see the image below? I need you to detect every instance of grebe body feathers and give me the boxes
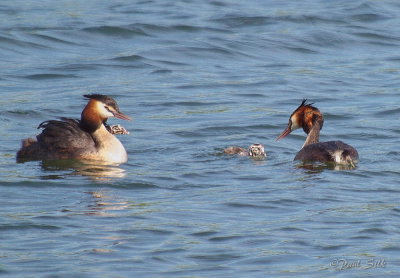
[17,94,131,164]
[277,100,358,165]
[224,143,266,158]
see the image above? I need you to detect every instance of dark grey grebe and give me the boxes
[17,94,132,163]
[224,143,266,158]
[276,100,358,166]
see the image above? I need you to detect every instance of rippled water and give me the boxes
[1,0,400,277]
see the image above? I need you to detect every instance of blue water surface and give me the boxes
[1,0,400,277]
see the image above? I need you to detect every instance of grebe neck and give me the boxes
[80,100,104,133]
[302,117,323,148]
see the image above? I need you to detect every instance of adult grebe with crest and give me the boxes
[276,99,358,166]
[17,94,132,164]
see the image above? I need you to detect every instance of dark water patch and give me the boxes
[234,93,266,98]
[209,235,243,242]
[391,208,400,214]
[135,23,228,34]
[158,101,226,107]
[323,112,353,120]
[52,63,100,72]
[351,13,391,23]
[345,2,395,21]
[274,226,308,233]
[238,254,307,266]
[317,244,350,251]
[156,60,190,68]
[151,69,172,74]
[359,228,389,235]
[24,73,77,80]
[225,202,277,210]
[290,240,310,246]
[212,15,274,28]
[380,246,400,252]
[0,181,59,188]
[282,45,318,54]
[82,25,149,38]
[122,182,160,189]
[0,35,51,50]
[188,253,242,262]
[175,45,238,58]
[349,235,373,240]
[134,228,174,236]
[111,54,144,62]
[268,198,306,206]
[374,107,400,116]
[149,247,186,255]
[0,223,59,231]
[30,33,79,46]
[4,110,41,116]
[191,230,218,237]
[300,31,353,48]
[353,32,400,44]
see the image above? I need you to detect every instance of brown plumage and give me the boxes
[276,99,358,166]
[17,94,131,163]
[224,143,266,158]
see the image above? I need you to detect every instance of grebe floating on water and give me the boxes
[224,143,266,158]
[17,94,132,164]
[276,99,358,166]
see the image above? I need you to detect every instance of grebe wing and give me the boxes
[37,118,95,156]
[295,143,332,162]
[295,141,358,163]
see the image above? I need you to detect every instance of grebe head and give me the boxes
[276,99,323,140]
[81,94,131,132]
[248,143,266,157]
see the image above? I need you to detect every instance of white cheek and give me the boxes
[96,103,114,118]
[290,115,300,130]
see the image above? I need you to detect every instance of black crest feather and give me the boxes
[83,94,119,111]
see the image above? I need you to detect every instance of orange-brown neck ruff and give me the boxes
[302,106,323,134]
[80,99,104,133]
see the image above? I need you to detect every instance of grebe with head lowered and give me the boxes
[224,143,266,158]
[276,99,358,166]
[17,94,132,164]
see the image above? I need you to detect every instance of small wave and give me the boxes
[31,33,79,46]
[82,25,149,37]
[359,228,389,235]
[111,54,144,62]
[24,73,77,80]
[0,223,60,231]
[212,15,274,28]
[134,23,228,34]
[374,107,400,116]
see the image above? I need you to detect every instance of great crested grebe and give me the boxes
[224,143,266,158]
[17,94,132,164]
[276,99,358,165]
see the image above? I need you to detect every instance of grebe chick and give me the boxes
[276,99,358,166]
[224,143,266,158]
[17,94,132,164]
[105,123,130,135]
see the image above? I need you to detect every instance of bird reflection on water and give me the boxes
[40,159,127,181]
